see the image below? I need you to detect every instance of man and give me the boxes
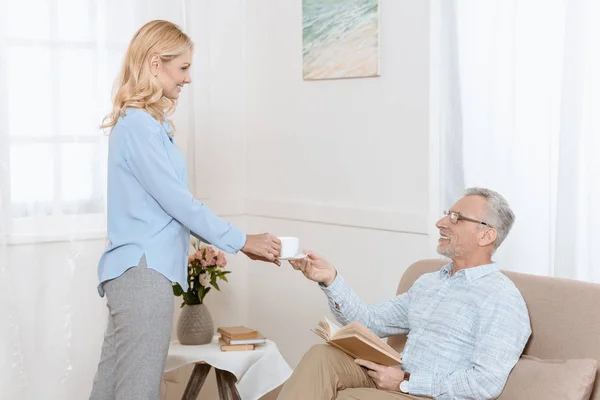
[278,188,531,400]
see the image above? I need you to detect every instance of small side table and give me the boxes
[181,362,240,400]
[165,336,292,400]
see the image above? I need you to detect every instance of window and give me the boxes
[0,0,127,242]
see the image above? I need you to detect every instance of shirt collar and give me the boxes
[162,117,174,143]
[440,262,498,282]
[162,115,173,134]
[439,263,453,278]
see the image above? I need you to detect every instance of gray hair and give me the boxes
[464,187,515,250]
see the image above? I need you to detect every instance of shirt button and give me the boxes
[335,302,341,310]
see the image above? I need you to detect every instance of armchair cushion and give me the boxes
[497,355,597,400]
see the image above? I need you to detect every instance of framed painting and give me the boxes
[302,0,381,80]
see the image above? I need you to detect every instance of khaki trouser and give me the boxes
[277,344,431,400]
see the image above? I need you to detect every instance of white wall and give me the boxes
[170,0,252,336]
[162,1,257,397]
[185,0,247,205]
[164,1,432,396]
[179,0,251,326]
[242,0,432,367]
[244,0,430,215]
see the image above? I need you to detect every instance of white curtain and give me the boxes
[0,1,193,398]
[433,0,600,280]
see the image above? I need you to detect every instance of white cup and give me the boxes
[278,237,300,258]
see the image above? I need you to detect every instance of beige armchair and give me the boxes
[388,259,600,400]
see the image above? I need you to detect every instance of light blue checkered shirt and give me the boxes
[321,262,531,399]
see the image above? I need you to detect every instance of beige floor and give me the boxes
[162,364,282,400]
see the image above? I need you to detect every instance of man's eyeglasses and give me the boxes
[443,210,493,228]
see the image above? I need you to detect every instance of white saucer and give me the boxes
[278,253,308,261]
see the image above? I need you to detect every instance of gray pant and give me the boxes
[90,256,173,400]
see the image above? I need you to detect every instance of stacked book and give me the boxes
[217,326,266,352]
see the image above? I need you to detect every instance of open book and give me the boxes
[312,317,402,366]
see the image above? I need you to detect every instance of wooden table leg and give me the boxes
[215,368,241,400]
[182,363,212,400]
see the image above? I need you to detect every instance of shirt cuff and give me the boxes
[319,273,351,310]
[406,372,434,397]
[231,230,247,254]
[319,272,343,292]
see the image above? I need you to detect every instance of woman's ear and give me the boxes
[149,55,161,77]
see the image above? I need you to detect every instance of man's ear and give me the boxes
[479,228,497,247]
[149,55,161,77]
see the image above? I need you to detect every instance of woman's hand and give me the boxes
[242,233,282,266]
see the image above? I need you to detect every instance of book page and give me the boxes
[311,321,330,341]
[312,316,343,341]
[336,321,400,358]
[324,316,342,336]
[329,336,402,366]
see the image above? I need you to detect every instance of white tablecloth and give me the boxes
[165,336,292,400]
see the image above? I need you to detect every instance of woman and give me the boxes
[89,20,281,400]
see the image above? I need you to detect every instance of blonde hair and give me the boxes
[101,20,193,132]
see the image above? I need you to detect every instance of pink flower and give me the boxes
[201,259,208,267]
[217,252,227,268]
[205,246,218,263]
[194,250,203,260]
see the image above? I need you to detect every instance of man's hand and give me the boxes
[242,233,281,266]
[354,359,405,392]
[289,251,337,286]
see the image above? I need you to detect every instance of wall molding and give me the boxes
[7,197,428,245]
[245,198,429,235]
